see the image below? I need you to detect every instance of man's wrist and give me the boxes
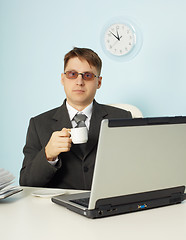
[45,147,56,161]
[47,157,56,161]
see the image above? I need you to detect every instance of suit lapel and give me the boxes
[83,101,108,158]
[52,100,72,132]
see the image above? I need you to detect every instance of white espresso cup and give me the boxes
[69,127,88,144]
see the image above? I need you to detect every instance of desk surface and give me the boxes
[0,187,186,240]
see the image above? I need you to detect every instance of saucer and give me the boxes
[32,189,66,198]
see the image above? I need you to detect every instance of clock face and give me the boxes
[104,23,136,56]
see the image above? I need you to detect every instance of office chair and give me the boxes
[108,103,143,118]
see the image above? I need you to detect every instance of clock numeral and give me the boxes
[120,49,122,54]
[129,42,132,46]
[125,47,128,51]
[116,25,119,30]
[109,45,112,49]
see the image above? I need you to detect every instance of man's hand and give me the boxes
[45,128,72,161]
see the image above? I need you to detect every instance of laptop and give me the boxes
[52,116,186,218]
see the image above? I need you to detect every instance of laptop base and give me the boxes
[52,186,186,219]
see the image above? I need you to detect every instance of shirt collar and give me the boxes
[66,101,93,121]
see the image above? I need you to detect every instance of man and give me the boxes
[19,47,132,190]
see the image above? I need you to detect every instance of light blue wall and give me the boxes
[1,0,186,184]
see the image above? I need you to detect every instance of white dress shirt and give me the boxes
[66,101,93,130]
[48,101,93,165]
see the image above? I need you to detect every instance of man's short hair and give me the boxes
[64,47,102,75]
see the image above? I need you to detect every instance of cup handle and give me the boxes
[67,129,72,139]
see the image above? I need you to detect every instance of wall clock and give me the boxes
[101,17,143,61]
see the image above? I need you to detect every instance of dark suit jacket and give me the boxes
[19,100,132,190]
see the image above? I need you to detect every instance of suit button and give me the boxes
[84,166,89,172]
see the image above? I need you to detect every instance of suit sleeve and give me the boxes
[19,118,62,187]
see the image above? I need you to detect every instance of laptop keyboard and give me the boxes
[70,197,90,208]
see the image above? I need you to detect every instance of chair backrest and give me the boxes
[108,103,143,118]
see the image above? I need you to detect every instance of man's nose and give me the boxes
[76,74,85,85]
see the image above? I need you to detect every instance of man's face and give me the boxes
[61,57,102,110]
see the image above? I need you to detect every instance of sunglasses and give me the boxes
[64,71,99,81]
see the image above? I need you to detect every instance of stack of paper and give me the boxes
[0,168,22,199]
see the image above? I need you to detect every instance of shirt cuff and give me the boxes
[48,157,59,166]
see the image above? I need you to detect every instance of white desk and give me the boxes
[0,187,186,240]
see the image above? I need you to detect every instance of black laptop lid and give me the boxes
[108,116,186,127]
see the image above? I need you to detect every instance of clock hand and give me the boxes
[116,30,120,40]
[116,30,123,40]
[111,39,120,48]
[109,31,120,41]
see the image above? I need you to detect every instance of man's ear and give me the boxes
[97,77,102,89]
[61,73,65,86]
